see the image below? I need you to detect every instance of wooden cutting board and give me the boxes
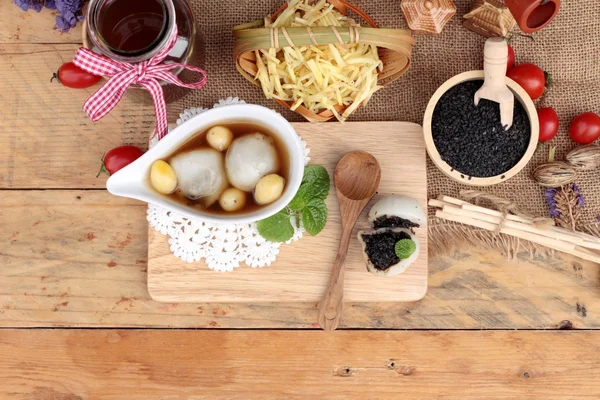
[148,122,427,303]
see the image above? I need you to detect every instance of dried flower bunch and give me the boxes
[13,0,84,32]
[545,184,585,231]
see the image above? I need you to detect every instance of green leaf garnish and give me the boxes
[302,165,328,185]
[302,199,328,236]
[395,239,416,259]
[257,209,295,243]
[288,184,312,211]
[302,165,330,200]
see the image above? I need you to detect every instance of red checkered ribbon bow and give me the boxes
[73,26,207,140]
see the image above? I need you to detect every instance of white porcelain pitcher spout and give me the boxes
[106,157,152,201]
[102,104,305,225]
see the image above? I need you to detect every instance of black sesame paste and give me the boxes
[432,80,530,178]
[373,215,419,230]
[361,230,411,271]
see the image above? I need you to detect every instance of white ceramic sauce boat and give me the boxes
[107,104,305,224]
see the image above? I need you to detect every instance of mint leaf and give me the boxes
[257,209,294,243]
[311,180,330,201]
[302,199,328,236]
[288,184,312,211]
[289,166,330,210]
[268,165,330,241]
[302,165,330,200]
[395,239,416,259]
[303,165,328,185]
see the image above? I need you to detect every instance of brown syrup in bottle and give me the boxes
[98,0,168,56]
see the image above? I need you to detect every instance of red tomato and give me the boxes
[506,63,547,100]
[507,44,515,72]
[569,112,600,144]
[99,146,144,176]
[537,107,559,142]
[53,62,102,89]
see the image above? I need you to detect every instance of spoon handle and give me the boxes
[317,226,353,331]
[483,38,508,89]
[318,195,372,331]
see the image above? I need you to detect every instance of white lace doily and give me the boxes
[147,97,311,272]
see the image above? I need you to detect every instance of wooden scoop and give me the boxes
[474,38,515,129]
[317,151,381,331]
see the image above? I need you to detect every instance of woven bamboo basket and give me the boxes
[233,0,415,122]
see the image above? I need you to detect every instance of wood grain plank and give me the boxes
[0,2,82,44]
[148,122,428,303]
[1,330,600,399]
[0,43,154,189]
[2,190,599,329]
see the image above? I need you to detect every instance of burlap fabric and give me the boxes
[172,0,600,236]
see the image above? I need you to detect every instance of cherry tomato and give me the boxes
[507,44,515,72]
[537,107,559,142]
[98,146,144,176]
[52,62,102,89]
[506,63,547,100]
[569,112,600,145]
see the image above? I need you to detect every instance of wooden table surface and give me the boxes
[1,4,599,398]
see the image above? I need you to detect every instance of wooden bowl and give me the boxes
[233,0,414,123]
[423,70,539,186]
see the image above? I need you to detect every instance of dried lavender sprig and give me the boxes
[572,183,585,207]
[551,184,584,231]
[13,0,44,12]
[545,188,561,218]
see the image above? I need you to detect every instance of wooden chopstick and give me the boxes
[441,205,600,250]
[460,201,600,245]
[435,210,600,264]
[430,197,600,246]
[430,196,600,264]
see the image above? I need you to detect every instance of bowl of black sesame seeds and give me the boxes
[423,71,539,186]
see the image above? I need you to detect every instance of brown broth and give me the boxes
[156,121,291,216]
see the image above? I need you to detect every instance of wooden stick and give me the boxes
[436,210,576,251]
[435,210,600,264]
[434,196,536,225]
[553,229,600,243]
[428,198,459,209]
[438,195,469,206]
[461,203,537,225]
[432,198,546,227]
[430,197,600,245]
[441,206,600,250]
[461,202,600,244]
[431,198,547,228]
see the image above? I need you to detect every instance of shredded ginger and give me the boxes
[255,0,383,122]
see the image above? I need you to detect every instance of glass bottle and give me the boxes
[84,0,203,103]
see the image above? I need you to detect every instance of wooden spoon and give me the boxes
[474,38,515,129]
[317,151,381,330]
